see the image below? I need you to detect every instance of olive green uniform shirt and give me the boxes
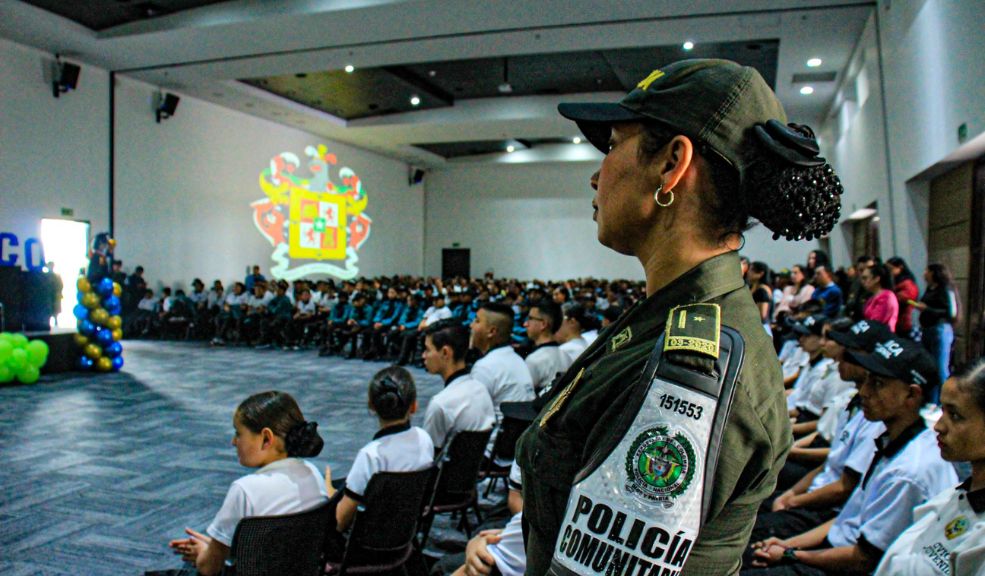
[516,252,791,575]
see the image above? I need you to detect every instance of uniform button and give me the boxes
[535,448,542,461]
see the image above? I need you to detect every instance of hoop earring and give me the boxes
[654,185,674,207]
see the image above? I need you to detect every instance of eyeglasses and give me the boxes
[527,315,547,323]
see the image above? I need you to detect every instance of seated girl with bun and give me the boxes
[324,366,434,556]
[166,391,328,576]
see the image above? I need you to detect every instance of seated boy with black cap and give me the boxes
[746,336,958,575]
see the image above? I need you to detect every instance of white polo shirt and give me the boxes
[796,360,855,418]
[471,344,536,422]
[423,370,495,449]
[525,343,569,393]
[875,479,985,576]
[816,388,857,443]
[206,458,328,547]
[422,305,452,327]
[810,407,885,492]
[581,329,599,346]
[786,356,834,414]
[345,424,433,500]
[559,336,588,365]
[488,512,527,576]
[780,343,810,381]
[296,299,317,315]
[827,425,959,553]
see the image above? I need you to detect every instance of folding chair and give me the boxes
[222,499,334,576]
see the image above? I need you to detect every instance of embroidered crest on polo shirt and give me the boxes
[945,516,969,540]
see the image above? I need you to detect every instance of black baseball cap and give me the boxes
[791,314,827,337]
[558,59,787,186]
[846,337,940,394]
[826,319,892,351]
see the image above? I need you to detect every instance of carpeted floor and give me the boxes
[0,340,480,575]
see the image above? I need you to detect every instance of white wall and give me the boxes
[424,161,816,280]
[821,0,985,278]
[113,78,424,290]
[0,38,110,268]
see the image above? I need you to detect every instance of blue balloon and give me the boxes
[73,304,89,320]
[77,355,94,370]
[105,295,121,311]
[108,305,122,316]
[78,319,96,335]
[106,342,123,357]
[111,356,124,371]
[97,277,115,297]
[96,329,114,346]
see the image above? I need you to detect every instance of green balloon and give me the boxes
[26,340,49,367]
[0,332,13,343]
[16,364,40,384]
[0,340,12,362]
[10,333,28,349]
[7,348,27,371]
[0,364,13,384]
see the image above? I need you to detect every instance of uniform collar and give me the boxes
[373,421,411,440]
[533,341,560,350]
[444,368,471,387]
[958,478,985,514]
[862,418,926,489]
[484,342,512,356]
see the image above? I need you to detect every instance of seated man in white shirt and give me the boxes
[470,302,535,424]
[556,303,590,365]
[421,320,495,451]
[396,294,451,365]
[522,301,569,394]
[747,336,958,575]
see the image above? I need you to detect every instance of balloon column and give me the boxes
[74,232,124,372]
[0,332,48,384]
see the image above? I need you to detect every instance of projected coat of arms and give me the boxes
[251,145,371,280]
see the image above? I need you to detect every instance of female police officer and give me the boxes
[514,59,843,576]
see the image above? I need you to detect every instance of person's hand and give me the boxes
[463,530,502,576]
[169,528,211,564]
[324,464,335,496]
[912,301,927,311]
[749,537,790,567]
[772,490,797,512]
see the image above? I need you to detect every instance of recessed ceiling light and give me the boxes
[572,137,582,144]
[800,86,815,95]
[682,41,694,51]
[428,70,437,77]
[410,95,421,106]
[344,64,355,73]
[807,58,823,68]
[506,145,515,153]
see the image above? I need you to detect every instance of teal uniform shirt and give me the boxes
[516,252,791,575]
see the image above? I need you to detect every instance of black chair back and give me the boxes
[435,429,492,500]
[224,499,334,576]
[488,411,529,464]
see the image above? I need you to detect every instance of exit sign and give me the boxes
[61,207,74,217]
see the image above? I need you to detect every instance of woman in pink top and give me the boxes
[860,263,899,331]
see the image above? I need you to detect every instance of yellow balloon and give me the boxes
[96,357,113,372]
[107,316,122,330]
[84,343,102,359]
[90,309,109,326]
[83,293,100,309]
[77,277,91,293]
[113,283,122,297]
[111,329,123,342]
[73,334,89,347]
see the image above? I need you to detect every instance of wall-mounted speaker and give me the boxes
[409,167,426,186]
[52,60,80,98]
[156,92,180,123]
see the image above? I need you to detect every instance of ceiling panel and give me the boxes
[21,0,231,31]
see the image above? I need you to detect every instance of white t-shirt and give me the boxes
[296,299,317,315]
[422,305,452,327]
[488,512,526,576]
[559,336,589,365]
[137,297,158,312]
[875,479,985,576]
[345,425,434,500]
[524,343,569,392]
[828,427,959,553]
[470,345,536,422]
[206,458,328,547]
[423,371,495,449]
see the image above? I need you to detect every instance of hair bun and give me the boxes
[285,420,324,458]
[746,121,843,242]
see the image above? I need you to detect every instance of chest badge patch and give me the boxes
[625,425,696,507]
[945,516,969,540]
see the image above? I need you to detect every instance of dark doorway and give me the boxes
[442,248,470,279]
[968,157,985,362]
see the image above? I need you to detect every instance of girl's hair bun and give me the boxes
[746,121,843,242]
[285,420,324,458]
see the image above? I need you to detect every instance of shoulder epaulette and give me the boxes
[664,303,721,359]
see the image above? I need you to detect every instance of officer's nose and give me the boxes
[590,170,600,191]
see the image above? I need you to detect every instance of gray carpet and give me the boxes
[0,340,481,575]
